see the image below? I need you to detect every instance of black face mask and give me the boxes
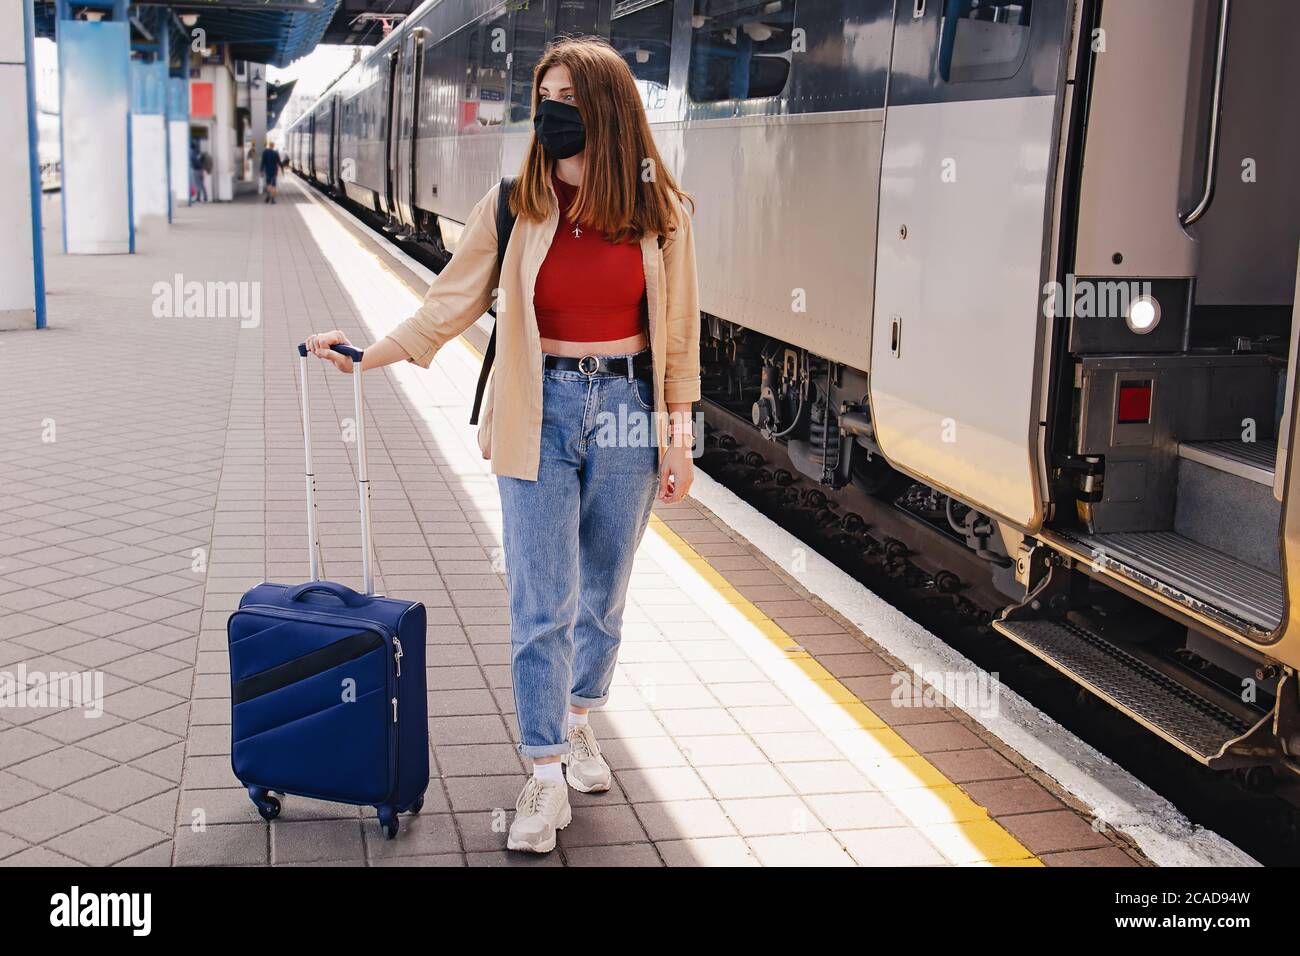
[533,99,586,159]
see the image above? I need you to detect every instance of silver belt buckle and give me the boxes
[578,354,599,376]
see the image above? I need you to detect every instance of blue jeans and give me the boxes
[497,351,661,758]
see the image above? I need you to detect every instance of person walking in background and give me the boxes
[261,141,281,204]
[199,146,213,202]
[189,140,205,204]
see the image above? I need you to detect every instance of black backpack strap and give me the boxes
[470,177,518,426]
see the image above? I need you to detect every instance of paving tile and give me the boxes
[748,832,855,867]
[751,732,846,764]
[8,746,114,790]
[559,804,648,847]
[45,814,170,867]
[444,774,525,813]
[632,800,737,841]
[466,848,563,867]
[962,778,1064,817]
[778,760,874,795]
[804,792,907,830]
[563,843,662,866]
[0,831,29,860]
[272,820,366,864]
[0,846,86,867]
[174,823,268,866]
[435,743,525,777]
[363,814,461,859]
[894,721,987,753]
[837,827,948,866]
[0,792,103,843]
[923,749,1023,784]
[995,810,1112,855]
[720,796,824,837]
[697,763,794,800]
[64,765,174,812]
[616,766,709,803]
[0,770,46,811]
[117,791,179,833]
[600,736,687,770]
[656,836,760,867]
[655,708,741,737]
[1041,846,1142,867]
[372,853,466,867]
[675,734,765,767]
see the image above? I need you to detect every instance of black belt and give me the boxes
[543,350,652,378]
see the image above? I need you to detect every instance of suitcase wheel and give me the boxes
[409,795,424,815]
[378,805,399,839]
[248,786,281,821]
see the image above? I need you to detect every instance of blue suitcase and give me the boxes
[227,343,429,838]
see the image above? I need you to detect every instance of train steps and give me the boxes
[991,616,1273,764]
[1044,528,1283,639]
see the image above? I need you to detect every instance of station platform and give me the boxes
[0,182,1151,867]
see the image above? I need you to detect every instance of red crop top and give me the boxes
[533,174,647,342]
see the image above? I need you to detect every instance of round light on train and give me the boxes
[1126,294,1160,335]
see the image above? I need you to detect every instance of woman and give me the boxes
[306,36,701,854]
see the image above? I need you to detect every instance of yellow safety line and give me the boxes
[646,514,1040,866]
[308,179,1041,865]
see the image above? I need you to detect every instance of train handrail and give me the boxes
[1180,0,1231,228]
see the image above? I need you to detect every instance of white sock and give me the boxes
[533,760,564,784]
[567,711,589,729]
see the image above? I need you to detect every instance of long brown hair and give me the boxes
[511,36,693,244]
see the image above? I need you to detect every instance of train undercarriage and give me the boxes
[698,315,1294,792]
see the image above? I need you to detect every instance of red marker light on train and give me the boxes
[1117,380,1153,424]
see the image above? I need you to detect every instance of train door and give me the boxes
[391,29,423,228]
[307,114,317,181]
[869,0,1073,529]
[329,96,340,186]
[383,45,400,217]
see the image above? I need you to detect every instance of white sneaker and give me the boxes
[563,723,613,793]
[507,775,572,853]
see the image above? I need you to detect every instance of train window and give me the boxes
[687,0,795,103]
[509,0,550,125]
[478,11,510,126]
[939,0,1033,83]
[610,0,674,110]
[556,0,603,38]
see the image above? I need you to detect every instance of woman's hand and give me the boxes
[305,330,355,373]
[659,445,694,503]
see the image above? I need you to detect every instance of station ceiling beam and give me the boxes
[34,0,344,67]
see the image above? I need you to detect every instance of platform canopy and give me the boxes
[35,0,344,67]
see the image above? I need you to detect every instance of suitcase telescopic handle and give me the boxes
[297,341,374,595]
[297,342,364,363]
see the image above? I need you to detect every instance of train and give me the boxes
[288,0,1300,782]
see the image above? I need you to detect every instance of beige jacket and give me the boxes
[384,180,702,481]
